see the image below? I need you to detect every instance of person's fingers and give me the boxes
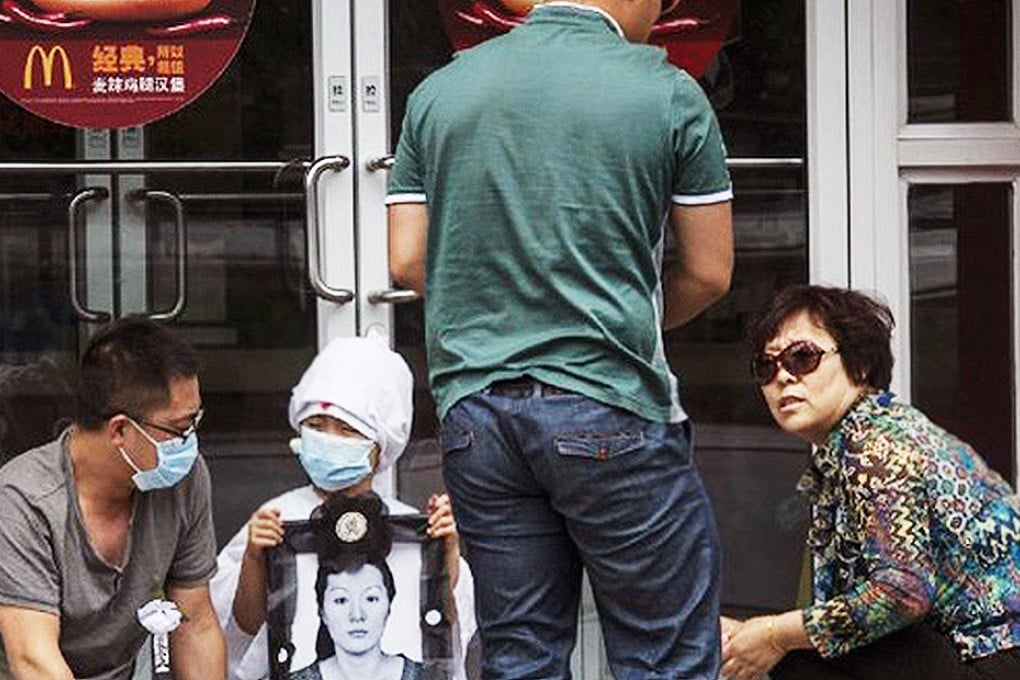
[428,493,452,515]
[430,523,456,538]
[247,513,285,549]
[721,641,771,680]
[721,658,747,680]
[252,507,283,527]
[249,520,284,541]
[720,615,741,637]
[735,665,758,680]
[248,528,282,548]
[431,513,455,529]
[427,496,457,536]
[428,520,454,538]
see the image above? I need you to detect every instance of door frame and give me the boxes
[843,0,1020,481]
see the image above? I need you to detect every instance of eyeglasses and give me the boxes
[134,408,205,443]
[751,341,838,385]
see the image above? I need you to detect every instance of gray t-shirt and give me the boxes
[0,430,217,680]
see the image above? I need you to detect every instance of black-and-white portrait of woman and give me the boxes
[289,552,422,680]
[265,493,456,680]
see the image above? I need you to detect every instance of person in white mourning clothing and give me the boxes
[210,337,475,679]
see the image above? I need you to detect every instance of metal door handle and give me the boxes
[0,160,311,174]
[305,155,354,304]
[368,289,419,305]
[366,155,394,172]
[130,190,186,321]
[67,187,112,323]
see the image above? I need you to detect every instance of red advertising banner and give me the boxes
[437,0,739,79]
[0,0,256,129]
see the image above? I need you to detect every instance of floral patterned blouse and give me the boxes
[799,391,1020,660]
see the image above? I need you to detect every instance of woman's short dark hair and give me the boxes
[314,553,397,660]
[74,316,199,430]
[746,285,895,390]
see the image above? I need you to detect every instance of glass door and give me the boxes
[0,0,359,541]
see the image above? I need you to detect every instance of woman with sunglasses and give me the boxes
[720,285,1020,680]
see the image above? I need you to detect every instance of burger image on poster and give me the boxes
[29,0,212,21]
[498,0,533,13]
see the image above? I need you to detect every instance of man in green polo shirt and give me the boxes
[388,1,733,677]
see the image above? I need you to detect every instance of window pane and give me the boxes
[907,0,1013,123]
[909,184,1015,479]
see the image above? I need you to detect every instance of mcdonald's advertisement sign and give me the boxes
[0,0,255,128]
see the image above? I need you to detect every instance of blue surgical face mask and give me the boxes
[119,419,200,492]
[290,426,374,492]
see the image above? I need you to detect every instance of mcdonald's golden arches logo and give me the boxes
[23,45,73,91]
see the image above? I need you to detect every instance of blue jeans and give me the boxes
[441,382,721,679]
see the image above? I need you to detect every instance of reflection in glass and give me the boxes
[0,0,319,537]
[909,184,1014,479]
[907,0,1012,123]
[140,0,318,541]
[0,192,78,460]
[666,14,813,613]
[0,98,80,459]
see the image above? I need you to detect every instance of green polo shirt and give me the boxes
[388,3,732,422]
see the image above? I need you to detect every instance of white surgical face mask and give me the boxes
[119,419,199,492]
[289,426,374,492]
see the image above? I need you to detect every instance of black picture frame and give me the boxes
[265,512,453,680]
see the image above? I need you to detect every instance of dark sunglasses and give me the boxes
[751,341,838,385]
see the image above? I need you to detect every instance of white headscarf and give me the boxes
[288,337,414,472]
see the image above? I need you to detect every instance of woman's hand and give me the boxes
[721,614,742,641]
[426,493,461,588]
[721,615,787,680]
[243,507,283,563]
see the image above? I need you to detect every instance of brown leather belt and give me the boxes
[484,377,573,398]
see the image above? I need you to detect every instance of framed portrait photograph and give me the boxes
[265,494,454,680]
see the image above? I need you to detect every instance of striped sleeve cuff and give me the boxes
[671,187,733,205]
[385,192,428,205]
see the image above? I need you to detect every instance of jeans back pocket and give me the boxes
[439,422,473,458]
[554,430,644,461]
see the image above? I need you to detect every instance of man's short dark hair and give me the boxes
[75,316,199,430]
[746,284,895,390]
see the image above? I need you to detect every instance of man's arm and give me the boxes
[388,203,429,296]
[0,605,73,680]
[167,584,226,680]
[662,201,733,329]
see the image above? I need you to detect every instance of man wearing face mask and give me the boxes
[210,337,476,680]
[0,316,225,680]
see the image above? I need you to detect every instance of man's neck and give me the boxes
[69,426,135,510]
[537,2,627,40]
[68,427,136,568]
